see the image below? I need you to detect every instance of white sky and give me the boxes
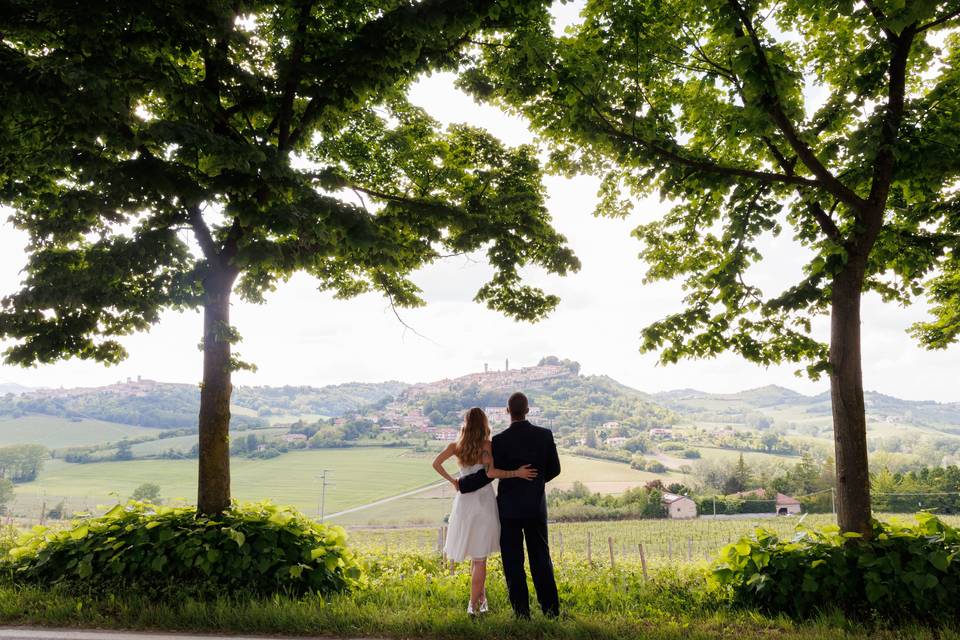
[0,6,957,402]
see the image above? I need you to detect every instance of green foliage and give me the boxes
[5,501,363,596]
[872,464,960,513]
[714,514,960,620]
[0,444,46,482]
[130,482,161,503]
[0,0,578,369]
[548,481,667,521]
[0,478,13,512]
[461,0,960,372]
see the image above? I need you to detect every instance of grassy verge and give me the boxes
[1,554,956,639]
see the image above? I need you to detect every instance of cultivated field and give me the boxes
[0,415,157,449]
[346,513,960,565]
[11,447,447,518]
[327,453,684,525]
[10,449,677,525]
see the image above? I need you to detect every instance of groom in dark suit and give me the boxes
[457,392,561,618]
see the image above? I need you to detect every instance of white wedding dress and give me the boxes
[444,462,500,561]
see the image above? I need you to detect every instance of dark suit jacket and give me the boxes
[457,419,561,519]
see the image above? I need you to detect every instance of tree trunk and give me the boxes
[197,267,238,516]
[829,265,872,537]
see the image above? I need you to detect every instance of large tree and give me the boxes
[460,0,960,535]
[0,0,579,515]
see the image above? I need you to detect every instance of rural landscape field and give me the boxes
[3,0,960,638]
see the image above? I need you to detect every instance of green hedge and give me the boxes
[713,513,960,621]
[4,501,364,596]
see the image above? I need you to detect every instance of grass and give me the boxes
[0,414,157,449]
[0,554,955,639]
[12,448,451,518]
[14,448,670,525]
[329,453,680,526]
[128,427,290,456]
[345,513,960,562]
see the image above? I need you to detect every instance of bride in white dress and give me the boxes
[432,407,537,615]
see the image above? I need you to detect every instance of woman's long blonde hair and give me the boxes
[455,407,490,466]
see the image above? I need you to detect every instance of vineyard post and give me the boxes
[713,497,716,516]
[638,543,648,580]
[608,536,615,568]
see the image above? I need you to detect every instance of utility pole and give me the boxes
[317,470,334,522]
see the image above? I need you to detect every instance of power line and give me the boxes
[316,469,334,522]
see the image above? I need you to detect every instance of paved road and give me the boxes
[0,629,366,640]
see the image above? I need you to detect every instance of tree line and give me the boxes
[0,444,47,483]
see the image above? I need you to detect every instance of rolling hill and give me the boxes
[0,378,409,432]
[654,384,960,431]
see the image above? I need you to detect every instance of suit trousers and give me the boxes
[499,516,560,617]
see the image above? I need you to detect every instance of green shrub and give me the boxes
[0,525,18,556]
[713,513,960,621]
[4,501,364,597]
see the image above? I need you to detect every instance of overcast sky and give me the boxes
[1,6,957,402]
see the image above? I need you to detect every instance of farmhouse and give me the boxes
[662,492,697,519]
[605,436,629,447]
[775,492,801,515]
[281,433,308,443]
[649,428,674,439]
[728,488,802,515]
[433,429,458,441]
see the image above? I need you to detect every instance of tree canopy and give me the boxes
[0,0,578,513]
[0,0,578,366]
[458,0,960,534]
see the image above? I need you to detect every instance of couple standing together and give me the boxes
[431,392,561,618]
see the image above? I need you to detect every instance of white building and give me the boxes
[662,493,697,519]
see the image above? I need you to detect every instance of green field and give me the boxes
[11,447,675,525]
[329,453,684,525]
[347,513,960,564]
[128,427,289,457]
[0,414,157,449]
[12,447,448,518]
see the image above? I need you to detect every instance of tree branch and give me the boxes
[805,200,841,241]
[187,206,218,260]
[600,121,819,189]
[727,0,868,210]
[286,0,495,149]
[860,0,898,41]
[867,27,916,215]
[917,7,960,32]
[273,0,315,151]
